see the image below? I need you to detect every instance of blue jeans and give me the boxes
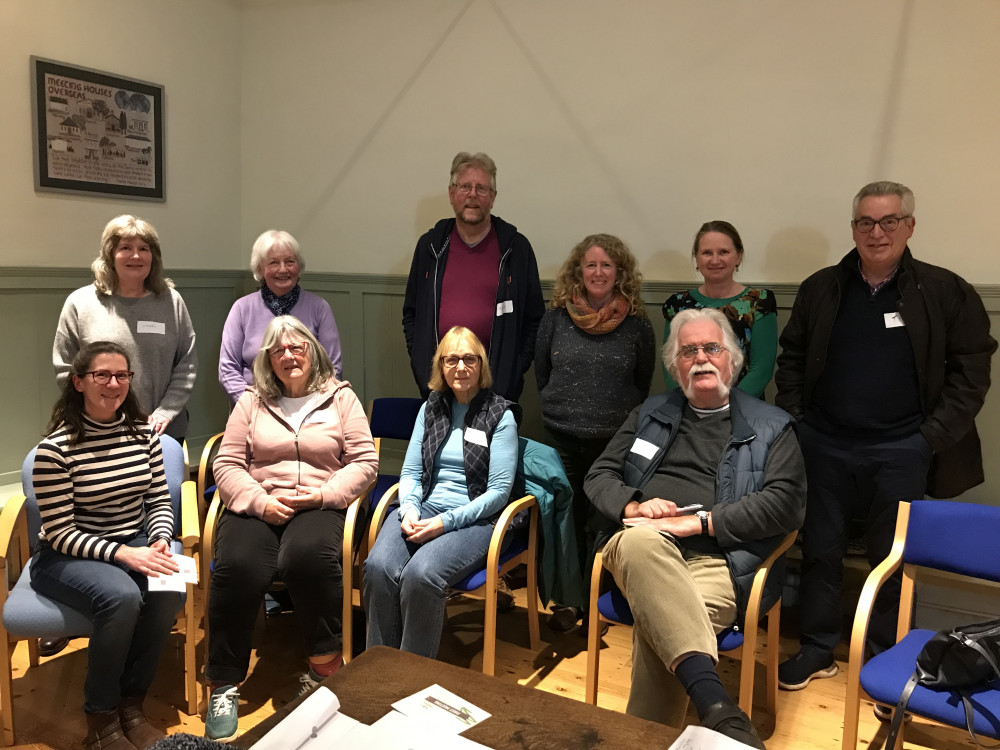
[364,508,506,658]
[30,535,184,713]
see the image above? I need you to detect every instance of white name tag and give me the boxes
[306,409,334,424]
[884,312,905,329]
[137,320,166,334]
[465,428,488,447]
[630,438,659,460]
[495,299,514,316]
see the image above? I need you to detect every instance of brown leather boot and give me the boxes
[84,709,137,750]
[118,696,165,750]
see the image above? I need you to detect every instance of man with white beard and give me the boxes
[584,308,805,748]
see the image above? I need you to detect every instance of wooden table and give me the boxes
[236,646,680,749]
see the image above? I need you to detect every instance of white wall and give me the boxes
[0,0,243,270]
[240,0,1000,283]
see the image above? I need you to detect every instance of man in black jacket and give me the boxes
[402,152,544,401]
[775,181,996,696]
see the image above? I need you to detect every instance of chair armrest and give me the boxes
[742,530,798,634]
[196,432,225,524]
[589,545,606,618]
[202,492,223,591]
[847,502,910,676]
[0,495,27,564]
[367,483,400,553]
[485,494,538,575]
[179,480,200,552]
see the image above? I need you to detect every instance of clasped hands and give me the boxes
[622,498,705,538]
[115,538,180,577]
[400,510,444,543]
[262,485,324,525]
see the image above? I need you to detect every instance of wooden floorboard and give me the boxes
[3,590,980,749]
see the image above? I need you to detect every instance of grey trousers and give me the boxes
[603,526,737,726]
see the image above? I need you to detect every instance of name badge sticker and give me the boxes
[306,410,333,424]
[884,312,905,329]
[630,438,659,460]
[495,300,514,316]
[465,428,488,447]
[137,320,166,334]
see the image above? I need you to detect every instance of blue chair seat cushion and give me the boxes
[860,628,1000,739]
[452,536,528,592]
[2,559,94,639]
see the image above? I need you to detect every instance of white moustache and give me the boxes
[690,363,721,378]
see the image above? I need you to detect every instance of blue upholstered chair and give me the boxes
[584,530,797,719]
[843,500,1000,749]
[366,397,424,512]
[0,434,199,745]
[366,437,543,676]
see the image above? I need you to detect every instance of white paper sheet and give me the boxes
[146,553,198,592]
[391,684,490,733]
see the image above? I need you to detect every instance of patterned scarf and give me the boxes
[260,282,301,317]
[567,292,629,334]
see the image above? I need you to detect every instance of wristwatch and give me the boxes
[697,510,710,536]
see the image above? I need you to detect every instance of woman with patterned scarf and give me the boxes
[218,230,343,404]
[535,234,656,634]
[364,326,522,658]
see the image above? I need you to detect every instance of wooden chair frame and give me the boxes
[584,530,797,718]
[0,485,200,745]
[367,483,541,676]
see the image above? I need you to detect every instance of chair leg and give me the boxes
[184,586,197,715]
[342,554,353,666]
[26,638,38,669]
[482,576,499,677]
[842,666,862,749]
[737,638,755,719]
[764,604,780,715]
[585,607,601,705]
[525,558,540,652]
[1,637,15,746]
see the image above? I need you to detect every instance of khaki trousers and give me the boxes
[603,526,737,726]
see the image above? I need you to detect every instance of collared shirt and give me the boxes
[858,257,901,295]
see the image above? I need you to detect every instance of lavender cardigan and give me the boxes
[218,289,343,404]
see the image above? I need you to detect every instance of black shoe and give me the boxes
[548,606,580,632]
[778,648,838,691]
[702,701,765,749]
[38,637,71,657]
[578,616,609,638]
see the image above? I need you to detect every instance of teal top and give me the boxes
[398,401,518,533]
[661,286,778,398]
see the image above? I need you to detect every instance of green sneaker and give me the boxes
[205,684,239,741]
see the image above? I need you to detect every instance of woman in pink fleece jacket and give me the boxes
[203,316,377,742]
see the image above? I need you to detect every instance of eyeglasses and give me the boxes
[84,370,134,384]
[269,342,309,358]
[443,354,481,368]
[852,215,911,233]
[452,183,493,197]
[677,343,727,359]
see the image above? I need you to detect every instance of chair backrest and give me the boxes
[367,397,423,441]
[903,500,1000,583]
[21,432,186,544]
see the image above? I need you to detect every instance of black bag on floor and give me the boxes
[886,618,1000,748]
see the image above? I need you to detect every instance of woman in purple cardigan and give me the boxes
[218,230,343,404]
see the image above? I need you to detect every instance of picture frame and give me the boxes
[31,56,165,201]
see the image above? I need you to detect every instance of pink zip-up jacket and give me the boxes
[214,378,378,518]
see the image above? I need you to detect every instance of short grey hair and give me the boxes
[449,152,497,191]
[852,181,915,218]
[250,230,305,282]
[663,308,744,387]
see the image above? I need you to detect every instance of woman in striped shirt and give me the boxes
[31,341,182,750]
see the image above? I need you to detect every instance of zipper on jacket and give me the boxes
[488,245,513,363]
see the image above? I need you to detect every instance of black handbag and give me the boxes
[885,618,1000,748]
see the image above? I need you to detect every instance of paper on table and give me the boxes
[668,724,761,749]
[391,684,490,733]
[366,710,491,749]
[146,553,198,593]
[253,686,362,750]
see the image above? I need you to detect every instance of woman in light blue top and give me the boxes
[364,326,521,658]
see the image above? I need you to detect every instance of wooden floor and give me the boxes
[4,590,981,750]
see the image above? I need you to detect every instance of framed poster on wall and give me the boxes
[31,56,165,201]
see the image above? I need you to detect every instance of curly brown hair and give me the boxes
[549,234,646,317]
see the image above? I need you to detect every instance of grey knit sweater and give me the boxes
[534,307,656,438]
[53,284,197,439]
